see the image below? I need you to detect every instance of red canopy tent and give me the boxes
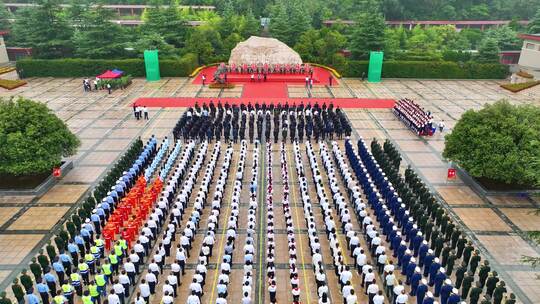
[97,70,122,79]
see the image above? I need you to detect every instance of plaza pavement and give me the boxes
[0,76,538,303]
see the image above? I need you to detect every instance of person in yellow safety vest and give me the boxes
[95,238,105,257]
[53,290,67,304]
[119,237,128,254]
[88,281,100,304]
[84,253,96,275]
[81,290,93,304]
[78,259,90,284]
[114,242,123,262]
[95,269,107,296]
[90,245,101,263]
[70,270,82,296]
[102,260,113,284]
[109,252,119,275]
[61,281,74,304]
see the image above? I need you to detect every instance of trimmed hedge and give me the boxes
[343,60,509,79]
[16,56,199,78]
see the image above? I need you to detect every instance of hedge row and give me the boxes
[17,58,508,79]
[16,55,199,78]
[343,60,509,79]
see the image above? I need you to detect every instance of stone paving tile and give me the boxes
[351,119,377,129]
[500,208,540,231]
[78,138,100,150]
[90,119,121,128]
[79,151,120,166]
[486,196,534,207]
[385,129,420,140]
[395,140,432,152]
[405,152,445,167]
[477,235,538,265]
[62,166,107,184]
[37,184,88,204]
[418,167,462,184]
[108,128,142,138]
[507,271,540,304]
[94,138,133,151]
[428,140,446,152]
[436,185,485,205]
[453,208,511,231]
[8,206,70,230]
[0,207,21,226]
[0,196,34,205]
[0,235,43,264]
[77,128,110,139]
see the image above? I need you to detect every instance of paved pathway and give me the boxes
[0,77,538,303]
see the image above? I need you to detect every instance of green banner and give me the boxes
[368,51,384,83]
[144,50,160,81]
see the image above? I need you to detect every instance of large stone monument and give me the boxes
[228,36,302,66]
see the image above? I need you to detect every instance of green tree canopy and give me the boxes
[10,0,73,58]
[528,8,540,34]
[0,0,13,31]
[443,100,540,187]
[349,7,386,59]
[476,37,500,62]
[0,97,80,176]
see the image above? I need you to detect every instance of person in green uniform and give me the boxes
[19,269,34,293]
[463,242,474,265]
[88,281,100,304]
[455,235,467,258]
[461,271,474,299]
[454,262,467,289]
[480,295,492,304]
[30,257,43,282]
[38,249,51,271]
[485,271,500,297]
[53,290,66,304]
[85,252,96,275]
[446,250,456,275]
[90,245,101,266]
[11,279,25,304]
[46,242,57,262]
[469,250,481,274]
[425,220,434,242]
[478,260,491,287]
[441,245,451,266]
[493,281,507,304]
[469,282,483,304]
[430,229,440,250]
[114,242,124,263]
[95,237,104,258]
[433,236,445,257]
[119,237,128,255]
[81,290,93,304]
[0,292,12,304]
[504,293,516,304]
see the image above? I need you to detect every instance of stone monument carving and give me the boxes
[228,36,303,66]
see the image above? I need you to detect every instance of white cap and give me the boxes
[452,288,459,294]
[427,292,433,297]
[428,249,434,254]
[445,279,452,284]
[434,258,440,263]
[85,219,90,223]
[413,224,418,229]
[434,302,439,304]
[401,203,406,208]
[415,267,421,272]
[92,209,97,213]
[411,257,416,263]
[417,231,422,236]
[401,241,406,245]
[397,232,402,236]
[423,240,428,245]
[440,268,446,273]
[405,249,412,254]
[422,279,427,284]
[97,204,102,208]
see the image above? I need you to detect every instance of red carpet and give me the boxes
[134,97,395,109]
[242,82,288,98]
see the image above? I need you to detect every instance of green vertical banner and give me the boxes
[144,50,160,81]
[368,51,384,83]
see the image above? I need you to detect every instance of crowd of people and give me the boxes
[222,62,314,75]
[172,101,352,144]
[393,99,442,136]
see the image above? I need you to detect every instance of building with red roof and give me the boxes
[517,34,540,79]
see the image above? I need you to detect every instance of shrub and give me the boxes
[443,100,540,187]
[343,60,508,79]
[0,97,80,175]
[500,81,540,93]
[97,75,133,90]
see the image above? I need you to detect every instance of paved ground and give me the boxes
[0,77,538,303]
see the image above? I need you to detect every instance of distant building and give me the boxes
[517,34,540,79]
[322,20,530,31]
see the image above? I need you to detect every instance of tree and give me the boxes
[131,33,178,58]
[443,100,540,187]
[72,5,128,58]
[528,8,540,34]
[484,26,521,51]
[477,38,500,62]
[0,0,13,31]
[0,97,80,176]
[10,0,73,58]
[186,27,216,65]
[268,2,291,44]
[349,8,386,59]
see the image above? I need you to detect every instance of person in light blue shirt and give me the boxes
[90,212,101,234]
[74,235,85,254]
[25,292,40,304]
[43,271,57,296]
[67,241,79,267]
[59,252,72,275]
[37,280,50,304]
[80,227,91,251]
[53,258,66,283]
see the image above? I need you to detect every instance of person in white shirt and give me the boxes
[241,291,252,304]
[161,291,173,304]
[107,290,120,304]
[187,290,200,304]
[138,280,150,303]
[396,289,408,304]
[134,292,145,304]
[367,279,379,304]
[373,290,385,304]
[346,289,358,304]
